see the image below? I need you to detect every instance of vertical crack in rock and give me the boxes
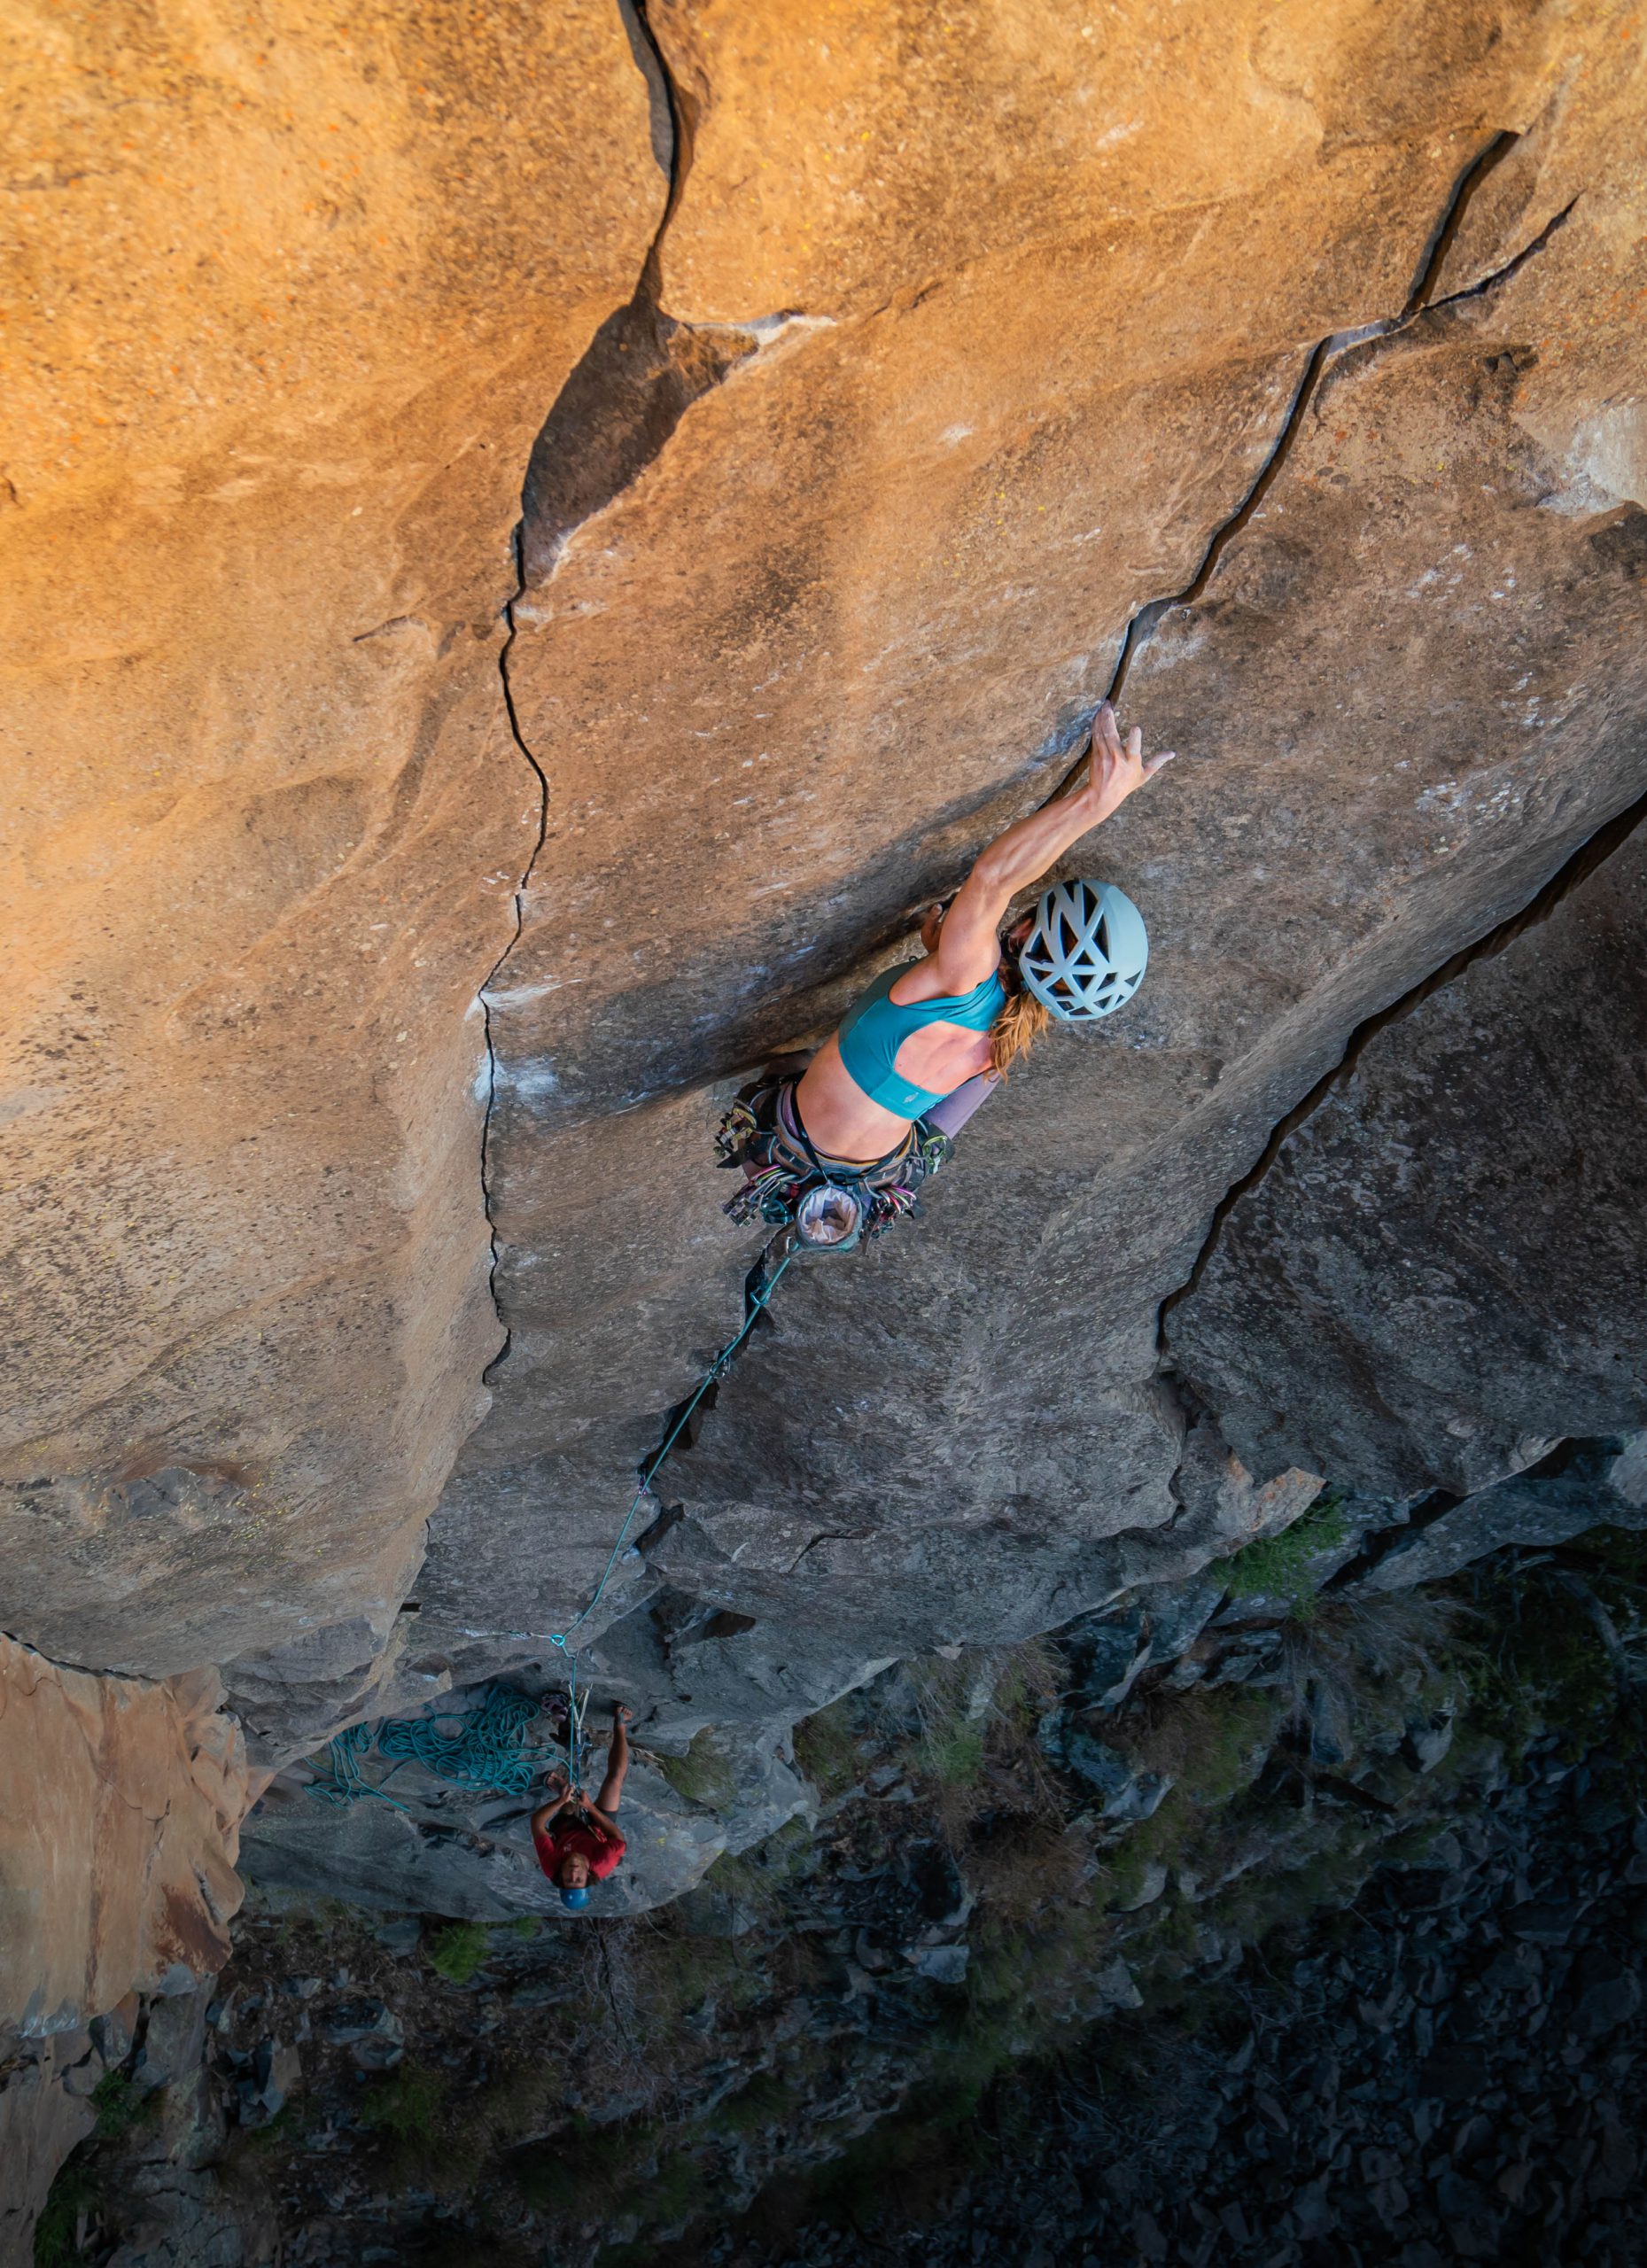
[476,2,754,1373]
[1119,135,1587,1495]
[1157,779,1647,1348]
[1399,128,1519,316]
[1099,136,1519,710]
[476,92,1574,1440]
[478,524,549,1381]
[1099,327,1337,714]
[520,294,755,583]
[1049,131,1551,805]
[519,1,759,583]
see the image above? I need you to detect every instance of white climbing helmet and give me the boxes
[1018,880,1148,1021]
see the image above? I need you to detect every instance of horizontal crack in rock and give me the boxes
[1046,130,1540,797]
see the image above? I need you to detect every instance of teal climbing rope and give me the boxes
[308,1719,408,1810]
[378,1682,540,1791]
[307,1242,795,1808]
[308,1682,542,1809]
[542,1246,796,1657]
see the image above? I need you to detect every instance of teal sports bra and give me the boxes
[836,962,1007,1118]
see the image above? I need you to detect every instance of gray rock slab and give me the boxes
[1170,826,1647,1499]
[1350,1456,1647,1594]
[241,1730,807,1922]
[0,2034,97,2268]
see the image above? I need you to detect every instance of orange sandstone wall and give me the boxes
[0,0,663,1674]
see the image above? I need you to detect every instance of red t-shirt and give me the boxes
[534,1820,625,1883]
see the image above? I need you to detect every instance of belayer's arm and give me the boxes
[530,1787,574,1838]
[924,701,1175,995]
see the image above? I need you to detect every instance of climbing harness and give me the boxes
[1018,879,1148,1021]
[307,1243,795,1812]
[715,1074,951,1248]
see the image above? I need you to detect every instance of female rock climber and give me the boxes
[531,1700,633,1912]
[719,701,1176,1247]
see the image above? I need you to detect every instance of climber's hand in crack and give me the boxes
[1080,698,1175,824]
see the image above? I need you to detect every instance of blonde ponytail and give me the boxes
[989,960,1052,1078]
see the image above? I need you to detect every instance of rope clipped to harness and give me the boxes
[715,1076,951,1247]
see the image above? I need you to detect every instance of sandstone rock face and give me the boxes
[0,0,664,1679]
[1168,823,1647,1497]
[0,1639,247,2036]
[409,0,1647,1759]
[5,0,1647,1934]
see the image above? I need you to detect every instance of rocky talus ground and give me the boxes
[698,1741,1647,2268]
[35,1511,1647,2266]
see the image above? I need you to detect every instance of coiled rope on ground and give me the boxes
[307,1682,542,1810]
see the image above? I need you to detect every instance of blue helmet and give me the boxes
[560,1884,590,1912]
[1019,880,1148,1021]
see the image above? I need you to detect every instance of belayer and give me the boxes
[532,1700,633,1910]
[718,701,1176,1248]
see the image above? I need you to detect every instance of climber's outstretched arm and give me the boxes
[923,701,1175,996]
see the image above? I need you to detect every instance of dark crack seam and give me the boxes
[1158,775,1647,1345]
[1145,163,1597,1363]
[477,0,691,1382]
[1432,191,1577,312]
[1047,130,1562,799]
[478,526,550,1385]
[1107,137,1578,1492]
